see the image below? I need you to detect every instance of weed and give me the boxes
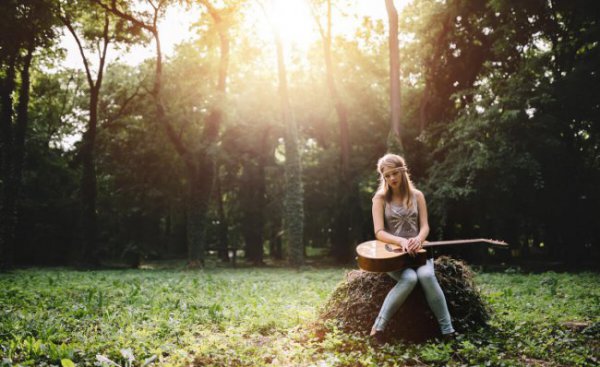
[0,268,598,366]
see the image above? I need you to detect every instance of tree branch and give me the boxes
[60,15,94,88]
[96,11,111,92]
[90,0,154,32]
[102,83,143,128]
[198,0,228,93]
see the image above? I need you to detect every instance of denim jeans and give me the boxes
[372,258,455,335]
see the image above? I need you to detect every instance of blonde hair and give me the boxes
[376,154,415,207]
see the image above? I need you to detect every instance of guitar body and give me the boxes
[356,240,427,273]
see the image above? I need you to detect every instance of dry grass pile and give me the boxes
[319,256,490,342]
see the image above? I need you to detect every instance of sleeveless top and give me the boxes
[384,193,419,238]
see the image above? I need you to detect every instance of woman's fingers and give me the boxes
[400,238,422,256]
[406,237,421,256]
[400,239,410,254]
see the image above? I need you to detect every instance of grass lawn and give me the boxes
[0,265,598,366]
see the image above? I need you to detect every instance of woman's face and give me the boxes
[382,166,403,189]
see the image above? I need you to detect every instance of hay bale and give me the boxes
[319,256,490,343]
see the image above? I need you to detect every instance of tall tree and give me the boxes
[186,0,230,266]
[0,0,56,271]
[260,0,304,266]
[417,0,600,265]
[309,0,356,262]
[59,1,139,266]
[60,8,108,267]
[92,0,231,266]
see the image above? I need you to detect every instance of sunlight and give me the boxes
[60,1,414,71]
[272,0,318,48]
[252,0,319,50]
[244,0,414,56]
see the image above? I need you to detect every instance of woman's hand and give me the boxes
[396,237,410,254]
[406,237,422,256]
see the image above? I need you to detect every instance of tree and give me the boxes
[259,0,304,266]
[59,0,141,266]
[0,0,56,270]
[416,0,600,265]
[17,69,82,265]
[92,0,233,267]
[309,0,358,262]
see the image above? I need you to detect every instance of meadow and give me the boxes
[0,266,598,367]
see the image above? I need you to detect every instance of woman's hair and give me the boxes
[376,153,415,206]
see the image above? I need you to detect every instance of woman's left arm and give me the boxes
[408,190,430,251]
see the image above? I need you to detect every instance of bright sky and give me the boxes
[60,0,410,69]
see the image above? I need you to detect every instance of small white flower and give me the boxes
[120,348,135,363]
[96,354,120,367]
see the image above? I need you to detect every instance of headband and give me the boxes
[381,166,407,175]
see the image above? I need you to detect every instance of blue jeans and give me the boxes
[373,258,455,335]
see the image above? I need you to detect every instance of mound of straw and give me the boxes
[319,256,490,342]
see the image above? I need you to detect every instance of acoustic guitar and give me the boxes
[356,238,508,273]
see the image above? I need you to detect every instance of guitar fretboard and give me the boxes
[423,238,508,247]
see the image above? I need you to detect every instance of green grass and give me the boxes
[0,267,598,366]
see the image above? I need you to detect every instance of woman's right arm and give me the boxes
[372,195,408,250]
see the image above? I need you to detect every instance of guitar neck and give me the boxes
[423,238,508,247]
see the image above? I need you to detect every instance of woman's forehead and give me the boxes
[381,166,402,174]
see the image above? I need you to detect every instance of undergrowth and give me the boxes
[0,267,598,366]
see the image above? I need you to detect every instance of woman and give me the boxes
[370,154,455,344]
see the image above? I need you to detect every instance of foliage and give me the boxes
[414,0,600,263]
[0,267,598,366]
[3,0,599,267]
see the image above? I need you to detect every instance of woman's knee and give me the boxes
[417,266,436,283]
[388,268,418,284]
[402,268,418,285]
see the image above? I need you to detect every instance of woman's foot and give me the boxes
[441,331,457,341]
[370,327,386,346]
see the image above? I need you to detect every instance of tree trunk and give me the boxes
[61,11,110,267]
[14,41,33,198]
[180,0,230,266]
[150,2,228,267]
[314,0,355,262]
[385,0,403,152]
[186,163,211,266]
[8,42,34,266]
[214,162,230,262]
[0,39,34,270]
[274,32,304,266]
[240,150,267,265]
[79,87,100,266]
[269,218,284,260]
[0,56,17,271]
[186,108,222,266]
[143,26,210,267]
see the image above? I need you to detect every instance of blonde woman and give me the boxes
[370,154,455,344]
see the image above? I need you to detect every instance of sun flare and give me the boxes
[252,0,319,49]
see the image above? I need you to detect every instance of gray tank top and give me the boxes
[384,193,419,238]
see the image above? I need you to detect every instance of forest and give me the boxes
[2,1,600,366]
[1,0,599,269]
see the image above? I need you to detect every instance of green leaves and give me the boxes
[1,268,598,366]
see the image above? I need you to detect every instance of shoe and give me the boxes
[441,332,457,341]
[370,330,386,346]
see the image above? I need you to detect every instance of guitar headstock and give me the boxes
[483,239,509,246]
